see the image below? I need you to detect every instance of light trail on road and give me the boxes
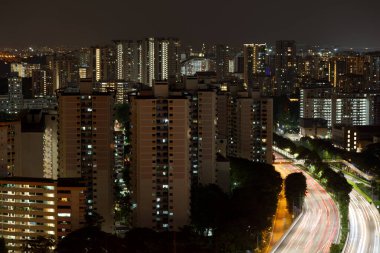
[271,158,340,253]
[343,190,380,253]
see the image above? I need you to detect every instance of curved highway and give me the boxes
[271,162,340,253]
[343,190,380,253]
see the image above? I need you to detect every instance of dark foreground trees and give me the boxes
[214,158,282,252]
[284,173,307,213]
[23,236,55,253]
[191,184,229,235]
[56,226,210,253]
[0,238,7,253]
[56,227,126,253]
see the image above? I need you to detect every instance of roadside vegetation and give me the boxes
[284,172,307,214]
[274,133,352,252]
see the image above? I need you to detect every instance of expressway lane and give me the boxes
[343,190,380,253]
[271,162,340,253]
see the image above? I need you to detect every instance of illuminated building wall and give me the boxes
[94,81,137,104]
[10,62,40,78]
[227,91,273,164]
[332,125,380,152]
[180,57,213,76]
[130,82,190,231]
[57,80,115,232]
[46,54,79,90]
[90,46,116,82]
[335,96,370,125]
[215,44,231,81]
[43,111,58,179]
[7,75,23,114]
[275,40,297,95]
[243,43,267,88]
[300,83,377,127]
[366,53,380,91]
[113,40,143,82]
[32,69,53,97]
[300,83,333,127]
[141,38,180,86]
[0,178,86,251]
[179,85,230,191]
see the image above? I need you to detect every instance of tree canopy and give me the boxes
[285,173,307,213]
[0,237,7,253]
[56,226,126,253]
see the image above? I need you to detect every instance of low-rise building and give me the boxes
[332,124,380,152]
[299,118,328,138]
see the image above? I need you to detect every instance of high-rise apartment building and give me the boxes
[180,79,230,190]
[181,57,214,76]
[7,75,23,114]
[181,87,219,186]
[78,48,91,79]
[375,95,380,125]
[10,62,41,78]
[300,81,333,127]
[0,177,86,251]
[275,40,297,95]
[47,53,79,90]
[227,90,273,164]
[0,111,59,179]
[0,120,21,177]
[57,80,115,232]
[300,81,379,127]
[243,43,267,89]
[43,110,59,179]
[335,95,371,126]
[113,40,143,82]
[105,38,181,85]
[365,52,380,91]
[141,38,181,86]
[215,44,231,81]
[90,46,117,82]
[32,69,53,97]
[94,81,138,104]
[130,82,190,231]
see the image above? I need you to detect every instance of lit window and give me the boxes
[58,213,71,217]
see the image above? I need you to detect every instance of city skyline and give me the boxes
[0,1,380,251]
[1,0,380,49]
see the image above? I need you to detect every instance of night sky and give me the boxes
[1,0,379,48]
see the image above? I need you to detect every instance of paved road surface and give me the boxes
[343,190,380,253]
[271,162,340,253]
